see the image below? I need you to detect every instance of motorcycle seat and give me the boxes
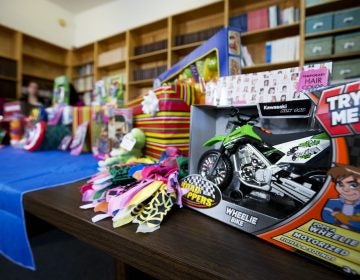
[252,126,321,146]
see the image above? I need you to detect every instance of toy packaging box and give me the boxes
[155,27,241,103]
[107,107,132,149]
[181,64,360,275]
[72,106,93,152]
[53,76,70,106]
[90,106,133,159]
[128,84,195,159]
[93,75,125,107]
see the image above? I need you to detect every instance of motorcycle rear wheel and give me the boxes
[198,150,233,191]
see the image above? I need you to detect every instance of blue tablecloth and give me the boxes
[0,146,98,270]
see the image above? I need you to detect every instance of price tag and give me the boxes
[120,134,136,151]
[297,68,329,91]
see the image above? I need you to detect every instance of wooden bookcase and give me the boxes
[96,32,127,80]
[0,25,21,99]
[22,35,67,80]
[303,0,360,63]
[21,34,68,104]
[1,0,359,103]
[170,2,226,66]
[228,0,302,73]
[127,18,169,101]
[69,44,95,99]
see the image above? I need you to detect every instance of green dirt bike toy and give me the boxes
[197,108,330,205]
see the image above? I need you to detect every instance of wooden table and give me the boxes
[24,181,345,280]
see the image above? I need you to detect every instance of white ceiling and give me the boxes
[47,0,116,14]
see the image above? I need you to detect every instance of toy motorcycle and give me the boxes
[197,108,330,204]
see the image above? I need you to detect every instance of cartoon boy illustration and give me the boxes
[322,164,360,232]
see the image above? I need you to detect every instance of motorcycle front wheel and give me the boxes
[198,149,233,191]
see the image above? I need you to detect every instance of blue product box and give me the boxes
[155,27,242,89]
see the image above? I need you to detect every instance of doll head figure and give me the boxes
[328,164,360,204]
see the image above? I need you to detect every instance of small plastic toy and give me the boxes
[197,107,330,205]
[98,128,146,168]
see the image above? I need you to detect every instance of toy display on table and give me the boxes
[181,79,360,277]
[5,75,77,152]
[19,102,76,152]
[80,146,189,233]
[155,27,241,104]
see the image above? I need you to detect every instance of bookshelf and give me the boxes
[0,25,21,99]
[241,22,300,44]
[170,2,225,66]
[69,0,305,103]
[0,25,18,60]
[20,34,68,105]
[22,56,66,80]
[242,60,300,73]
[96,32,127,80]
[22,75,54,106]
[69,44,95,101]
[304,51,360,62]
[2,0,359,103]
[304,25,360,39]
[22,36,67,86]
[127,19,169,101]
[303,0,360,83]
[305,0,358,16]
[22,35,67,66]
[228,0,302,69]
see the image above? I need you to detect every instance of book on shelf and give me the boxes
[248,8,269,31]
[175,26,222,46]
[74,75,93,92]
[229,14,248,32]
[281,7,294,25]
[76,63,93,77]
[0,79,17,99]
[0,57,17,79]
[229,6,300,32]
[268,5,279,28]
[265,42,272,63]
[265,35,299,63]
[134,40,167,56]
[240,45,254,66]
[133,65,167,81]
